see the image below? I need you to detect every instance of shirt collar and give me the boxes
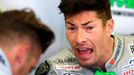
[105,34,124,71]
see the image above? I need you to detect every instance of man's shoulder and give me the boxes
[47,48,76,64]
[0,49,12,75]
[35,48,78,75]
[113,34,134,56]
[49,48,74,57]
[113,34,134,42]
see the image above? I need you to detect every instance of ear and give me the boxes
[106,19,114,36]
[15,48,29,69]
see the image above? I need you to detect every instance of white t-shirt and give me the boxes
[0,48,12,75]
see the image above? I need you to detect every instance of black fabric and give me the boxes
[35,61,50,75]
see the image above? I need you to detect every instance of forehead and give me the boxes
[65,11,98,23]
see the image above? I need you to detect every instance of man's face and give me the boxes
[11,41,41,75]
[66,11,113,67]
[19,44,41,75]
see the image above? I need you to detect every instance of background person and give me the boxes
[0,9,55,75]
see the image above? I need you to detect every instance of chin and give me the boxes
[78,60,94,68]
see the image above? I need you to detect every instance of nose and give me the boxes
[75,29,87,44]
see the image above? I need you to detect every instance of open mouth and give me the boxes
[76,47,93,54]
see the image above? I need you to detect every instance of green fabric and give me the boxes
[95,71,116,75]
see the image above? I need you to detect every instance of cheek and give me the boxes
[93,35,107,55]
[23,61,35,75]
[66,32,74,43]
[19,65,29,75]
[25,59,37,73]
[90,33,105,49]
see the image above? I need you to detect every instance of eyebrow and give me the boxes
[66,21,93,26]
[66,21,75,26]
[81,21,93,26]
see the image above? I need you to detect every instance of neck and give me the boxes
[98,36,114,71]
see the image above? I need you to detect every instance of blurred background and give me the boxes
[0,0,134,74]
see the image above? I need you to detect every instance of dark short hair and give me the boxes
[0,9,55,53]
[58,0,112,25]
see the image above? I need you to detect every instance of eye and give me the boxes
[67,26,77,31]
[85,26,94,30]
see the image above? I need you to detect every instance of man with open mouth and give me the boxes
[36,0,134,75]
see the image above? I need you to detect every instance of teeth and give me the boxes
[75,47,93,54]
[77,48,88,51]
